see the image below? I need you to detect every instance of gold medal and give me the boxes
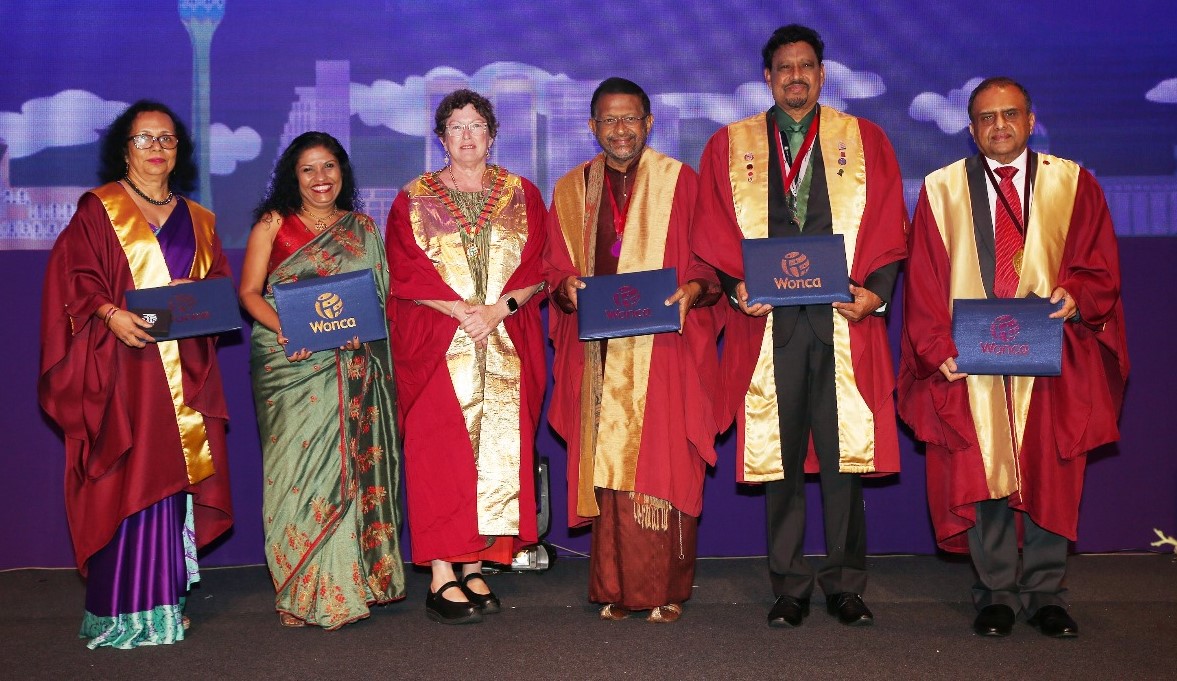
[1013,248,1024,276]
[466,245,479,259]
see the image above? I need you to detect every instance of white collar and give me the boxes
[984,148,1029,175]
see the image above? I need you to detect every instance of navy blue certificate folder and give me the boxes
[124,277,240,341]
[577,268,681,341]
[741,234,852,306]
[952,297,1064,376]
[273,269,386,353]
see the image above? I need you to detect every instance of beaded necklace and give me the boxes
[122,175,174,206]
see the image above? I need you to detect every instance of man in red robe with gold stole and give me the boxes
[544,77,722,623]
[899,77,1128,639]
[694,25,907,629]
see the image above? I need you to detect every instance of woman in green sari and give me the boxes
[239,131,404,629]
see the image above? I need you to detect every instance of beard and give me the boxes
[781,82,810,110]
[603,135,644,164]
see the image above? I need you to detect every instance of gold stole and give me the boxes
[922,154,1079,498]
[407,172,527,534]
[552,149,680,517]
[94,182,217,485]
[726,108,876,481]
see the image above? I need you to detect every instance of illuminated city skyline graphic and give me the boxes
[2,2,1176,248]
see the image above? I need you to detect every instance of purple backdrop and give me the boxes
[3,239,1173,570]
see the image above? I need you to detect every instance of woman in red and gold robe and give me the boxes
[39,101,233,649]
[385,89,547,625]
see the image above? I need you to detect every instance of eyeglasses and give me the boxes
[444,122,490,137]
[128,133,180,150]
[593,115,648,128]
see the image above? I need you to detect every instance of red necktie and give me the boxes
[993,166,1024,298]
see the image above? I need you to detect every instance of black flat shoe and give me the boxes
[460,572,502,614]
[1028,605,1078,638]
[973,604,1015,637]
[826,593,874,626]
[426,581,483,625]
[767,595,810,628]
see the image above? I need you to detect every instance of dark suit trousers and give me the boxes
[765,315,867,600]
[967,498,1068,615]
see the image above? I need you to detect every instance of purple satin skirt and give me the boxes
[84,493,187,618]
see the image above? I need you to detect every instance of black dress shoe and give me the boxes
[460,572,501,614]
[826,593,874,626]
[973,604,1015,637]
[767,595,810,628]
[425,581,483,625]
[1028,605,1079,638]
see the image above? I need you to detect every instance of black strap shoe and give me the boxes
[767,595,810,628]
[973,604,1015,637]
[826,593,874,626]
[460,572,502,614]
[1028,605,1079,638]
[426,581,483,625]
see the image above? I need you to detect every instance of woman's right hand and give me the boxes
[277,330,312,362]
[107,309,156,348]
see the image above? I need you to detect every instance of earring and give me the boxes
[444,152,450,166]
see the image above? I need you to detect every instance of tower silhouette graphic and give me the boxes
[178,0,225,208]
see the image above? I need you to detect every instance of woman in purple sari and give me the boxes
[39,101,234,649]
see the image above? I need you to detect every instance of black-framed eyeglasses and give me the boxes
[593,115,648,128]
[128,133,180,150]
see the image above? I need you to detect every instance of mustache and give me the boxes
[786,80,808,88]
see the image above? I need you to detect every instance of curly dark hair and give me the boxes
[761,24,825,70]
[98,100,197,193]
[251,131,361,223]
[432,89,498,139]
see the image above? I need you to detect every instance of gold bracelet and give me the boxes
[103,307,120,328]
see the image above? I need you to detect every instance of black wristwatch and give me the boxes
[505,296,519,315]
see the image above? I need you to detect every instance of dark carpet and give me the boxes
[2,554,1175,680]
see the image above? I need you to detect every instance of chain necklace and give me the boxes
[299,205,339,232]
[123,175,174,206]
[422,165,508,259]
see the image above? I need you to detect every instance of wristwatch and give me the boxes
[505,296,519,315]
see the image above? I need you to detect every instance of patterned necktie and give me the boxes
[783,124,805,227]
[993,166,1024,298]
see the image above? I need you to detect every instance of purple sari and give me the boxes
[80,200,201,649]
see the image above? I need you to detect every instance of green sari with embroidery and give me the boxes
[250,211,404,629]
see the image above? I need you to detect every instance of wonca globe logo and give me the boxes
[613,285,641,308]
[315,292,344,319]
[781,251,811,277]
[990,315,1020,343]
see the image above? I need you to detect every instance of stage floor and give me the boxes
[3,554,1175,680]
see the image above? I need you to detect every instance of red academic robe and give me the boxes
[38,191,234,574]
[899,166,1129,552]
[693,114,906,478]
[385,175,546,564]
[544,159,721,527]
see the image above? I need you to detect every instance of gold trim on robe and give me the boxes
[922,154,1079,498]
[726,115,783,481]
[552,149,680,517]
[726,109,874,481]
[93,182,216,485]
[405,171,527,534]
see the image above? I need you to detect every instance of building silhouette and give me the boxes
[278,61,353,156]
[0,141,83,249]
